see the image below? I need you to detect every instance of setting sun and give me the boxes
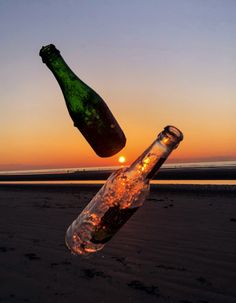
[118,156,126,164]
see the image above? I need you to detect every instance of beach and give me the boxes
[0,184,236,303]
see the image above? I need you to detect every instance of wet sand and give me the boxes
[0,184,236,303]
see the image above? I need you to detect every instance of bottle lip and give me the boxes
[164,125,183,142]
[39,44,60,62]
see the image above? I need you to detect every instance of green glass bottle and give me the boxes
[39,44,126,157]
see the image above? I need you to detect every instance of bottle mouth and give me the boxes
[159,125,183,148]
[39,44,60,62]
[164,125,183,141]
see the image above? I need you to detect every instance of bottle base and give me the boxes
[65,224,104,256]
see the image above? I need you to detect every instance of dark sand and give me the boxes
[0,184,236,303]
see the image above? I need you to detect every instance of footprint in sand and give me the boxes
[24,253,41,260]
[127,280,160,297]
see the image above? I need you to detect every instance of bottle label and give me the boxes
[90,205,139,244]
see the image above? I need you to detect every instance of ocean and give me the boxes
[0,161,235,185]
[1,160,236,176]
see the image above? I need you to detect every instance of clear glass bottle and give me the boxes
[65,126,183,255]
[39,44,126,157]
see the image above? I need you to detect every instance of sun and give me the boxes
[118,156,126,164]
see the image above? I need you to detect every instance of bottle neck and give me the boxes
[126,126,183,182]
[39,44,76,82]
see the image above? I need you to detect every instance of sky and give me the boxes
[0,0,236,171]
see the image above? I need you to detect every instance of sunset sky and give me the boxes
[0,1,236,171]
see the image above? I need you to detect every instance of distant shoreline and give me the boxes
[0,183,235,193]
[0,166,236,181]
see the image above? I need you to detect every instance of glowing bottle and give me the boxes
[39,44,126,157]
[65,126,183,255]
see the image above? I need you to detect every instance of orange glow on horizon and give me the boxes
[0,2,236,172]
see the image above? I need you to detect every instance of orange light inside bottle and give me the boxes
[163,137,169,144]
[140,157,150,172]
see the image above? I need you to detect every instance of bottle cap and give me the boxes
[39,44,60,63]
